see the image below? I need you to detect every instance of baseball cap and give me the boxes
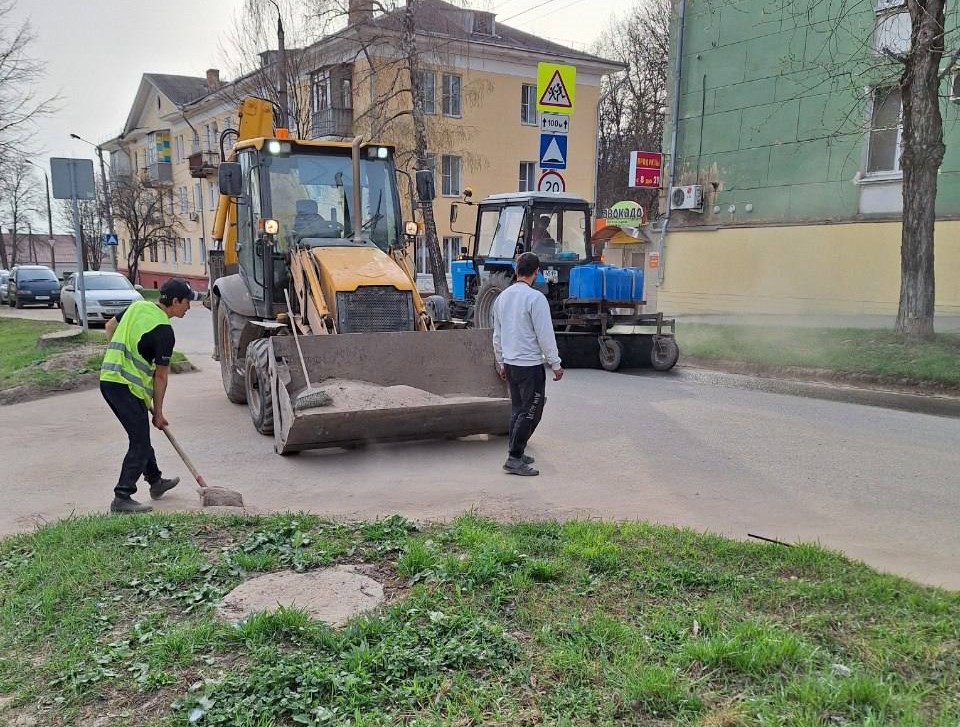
[159,278,202,302]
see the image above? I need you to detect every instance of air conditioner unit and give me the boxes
[670,185,704,212]
[875,0,905,11]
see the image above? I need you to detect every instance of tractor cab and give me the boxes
[450,192,593,323]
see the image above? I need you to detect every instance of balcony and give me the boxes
[189,150,219,179]
[141,162,173,187]
[311,108,353,139]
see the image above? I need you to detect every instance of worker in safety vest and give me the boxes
[100,278,199,513]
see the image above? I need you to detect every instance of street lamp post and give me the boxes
[23,158,56,272]
[266,0,290,127]
[70,133,118,270]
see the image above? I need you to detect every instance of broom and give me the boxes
[157,419,245,507]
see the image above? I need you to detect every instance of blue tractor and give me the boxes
[446,191,679,371]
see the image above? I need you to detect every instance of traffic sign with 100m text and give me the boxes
[539,113,570,134]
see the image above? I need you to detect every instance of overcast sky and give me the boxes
[14,0,626,227]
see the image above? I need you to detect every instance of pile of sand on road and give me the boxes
[305,378,501,411]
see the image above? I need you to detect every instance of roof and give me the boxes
[143,73,211,106]
[370,0,623,69]
[481,192,590,204]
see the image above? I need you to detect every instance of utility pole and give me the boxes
[267,0,289,127]
[70,133,118,270]
[24,159,56,273]
[51,157,96,332]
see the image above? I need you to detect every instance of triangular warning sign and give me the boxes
[542,138,564,163]
[539,70,572,109]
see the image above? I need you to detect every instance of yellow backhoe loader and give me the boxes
[209,97,509,454]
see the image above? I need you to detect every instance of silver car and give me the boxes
[61,271,144,326]
[0,271,8,304]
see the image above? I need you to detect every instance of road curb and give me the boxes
[676,364,960,418]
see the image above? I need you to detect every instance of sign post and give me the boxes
[51,158,96,331]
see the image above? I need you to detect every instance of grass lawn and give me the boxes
[0,318,187,396]
[140,288,161,301]
[0,513,957,726]
[679,324,960,388]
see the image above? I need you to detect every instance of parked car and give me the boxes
[61,271,143,326]
[0,271,9,304]
[6,265,61,308]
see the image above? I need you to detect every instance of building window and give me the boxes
[311,69,331,112]
[341,78,353,109]
[199,237,206,263]
[183,237,192,263]
[442,73,462,117]
[194,183,202,214]
[191,131,200,154]
[867,87,902,174]
[161,242,168,264]
[521,84,538,125]
[178,186,189,214]
[519,162,537,192]
[149,244,157,263]
[175,135,184,163]
[442,236,461,272]
[208,181,217,210]
[441,155,462,196]
[417,70,436,114]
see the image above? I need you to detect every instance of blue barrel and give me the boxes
[569,263,608,299]
[626,267,645,302]
[603,267,632,301]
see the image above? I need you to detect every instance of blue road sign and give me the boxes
[102,233,119,246]
[539,133,568,170]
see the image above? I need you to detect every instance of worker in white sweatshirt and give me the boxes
[492,252,564,476]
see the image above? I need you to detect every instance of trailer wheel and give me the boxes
[217,302,248,404]
[474,271,513,329]
[650,335,680,371]
[245,338,274,435]
[598,337,623,371]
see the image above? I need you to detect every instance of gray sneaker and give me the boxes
[110,497,153,514]
[148,476,180,500]
[503,457,539,476]
[520,454,535,465]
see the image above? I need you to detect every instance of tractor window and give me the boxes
[236,151,265,302]
[265,152,398,252]
[477,205,524,259]
[531,207,587,262]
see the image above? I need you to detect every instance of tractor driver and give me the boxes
[531,215,557,258]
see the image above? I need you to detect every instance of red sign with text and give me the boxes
[629,151,663,189]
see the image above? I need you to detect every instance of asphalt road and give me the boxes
[1,306,958,590]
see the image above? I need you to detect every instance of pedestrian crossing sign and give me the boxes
[537,63,576,115]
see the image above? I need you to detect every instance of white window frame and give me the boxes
[208,181,217,211]
[417,69,437,114]
[178,186,189,214]
[521,84,538,126]
[442,73,462,117]
[441,236,461,273]
[175,135,184,163]
[183,237,192,263]
[518,161,537,192]
[864,86,903,179]
[311,69,331,113]
[441,155,462,196]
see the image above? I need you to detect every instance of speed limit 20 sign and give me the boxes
[537,170,566,193]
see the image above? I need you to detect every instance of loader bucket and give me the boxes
[268,329,511,453]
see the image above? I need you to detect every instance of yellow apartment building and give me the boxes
[101,0,622,291]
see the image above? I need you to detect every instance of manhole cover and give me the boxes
[217,565,384,627]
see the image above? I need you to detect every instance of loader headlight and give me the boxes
[266,140,291,155]
[263,218,280,235]
[366,146,390,159]
[405,221,419,236]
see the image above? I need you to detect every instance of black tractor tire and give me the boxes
[245,338,274,435]
[474,271,514,329]
[424,294,450,323]
[217,301,248,404]
[598,337,623,372]
[650,335,680,372]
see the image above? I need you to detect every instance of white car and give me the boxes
[61,271,144,326]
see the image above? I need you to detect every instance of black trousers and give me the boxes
[100,381,162,498]
[504,363,547,459]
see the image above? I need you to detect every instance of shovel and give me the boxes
[157,419,244,508]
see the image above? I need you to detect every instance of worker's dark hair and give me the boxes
[517,252,540,278]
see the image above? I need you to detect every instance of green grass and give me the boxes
[0,317,106,391]
[0,513,957,726]
[140,288,161,301]
[0,318,189,395]
[680,323,960,388]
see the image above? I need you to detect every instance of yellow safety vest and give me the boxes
[100,300,170,408]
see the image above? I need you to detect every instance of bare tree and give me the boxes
[57,190,107,272]
[595,0,669,215]
[219,0,322,137]
[0,0,56,158]
[110,175,183,284]
[0,157,41,269]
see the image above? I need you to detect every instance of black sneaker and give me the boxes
[148,476,180,500]
[503,458,539,476]
[520,454,535,465]
[110,497,153,514]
